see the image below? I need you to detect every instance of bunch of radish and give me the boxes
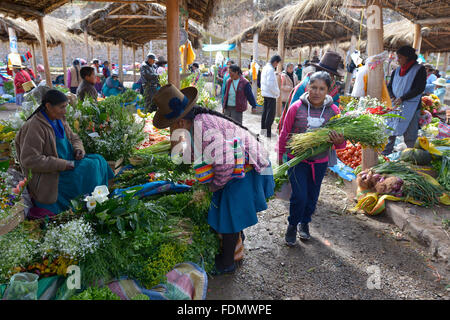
[337,142,362,169]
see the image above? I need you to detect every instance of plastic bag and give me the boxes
[4,272,39,300]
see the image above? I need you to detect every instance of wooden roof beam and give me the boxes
[413,17,450,25]
[402,0,436,18]
[106,15,165,19]
[380,0,416,20]
[0,2,45,18]
[103,17,134,34]
[423,38,437,49]
[88,3,129,27]
[44,0,69,14]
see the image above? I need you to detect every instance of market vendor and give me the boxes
[424,64,437,95]
[433,77,447,105]
[140,53,159,112]
[222,64,257,124]
[102,71,125,97]
[76,66,98,102]
[15,89,114,215]
[278,71,346,245]
[152,84,274,275]
[382,46,427,155]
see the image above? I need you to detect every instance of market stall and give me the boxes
[0,86,219,300]
[67,2,203,83]
[0,14,85,89]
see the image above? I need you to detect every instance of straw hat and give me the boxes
[152,84,198,129]
[311,51,344,77]
[432,77,448,87]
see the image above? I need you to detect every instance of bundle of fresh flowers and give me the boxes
[342,96,395,115]
[421,95,440,114]
[66,95,146,161]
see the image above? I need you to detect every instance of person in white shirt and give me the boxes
[260,55,281,138]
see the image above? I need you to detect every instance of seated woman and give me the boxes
[102,72,125,97]
[15,89,114,215]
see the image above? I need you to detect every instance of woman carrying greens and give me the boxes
[278,72,346,245]
[15,89,114,215]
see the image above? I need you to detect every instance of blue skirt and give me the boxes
[208,166,275,234]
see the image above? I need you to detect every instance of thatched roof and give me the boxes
[68,2,203,48]
[276,0,450,26]
[340,19,450,53]
[0,14,85,47]
[226,5,365,49]
[151,0,221,27]
[0,0,69,20]
[0,1,221,27]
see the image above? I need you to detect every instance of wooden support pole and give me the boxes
[344,35,357,95]
[424,51,429,61]
[238,42,242,68]
[298,49,302,65]
[413,24,422,53]
[276,27,285,118]
[133,45,136,83]
[84,30,90,63]
[142,46,145,61]
[107,44,111,64]
[266,46,270,62]
[91,46,94,63]
[436,52,441,70]
[167,0,180,88]
[37,17,52,88]
[61,42,67,88]
[251,31,259,98]
[363,0,383,170]
[443,52,449,75]
[182,18,189,74]
[118,39,123,83]
[30,42,37,79]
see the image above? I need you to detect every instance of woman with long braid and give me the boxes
[15,89,114,215]
[153,84,274,275]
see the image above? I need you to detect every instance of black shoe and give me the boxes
[298,223,311,240]
[210,262,236,276]
[285,224,297,246]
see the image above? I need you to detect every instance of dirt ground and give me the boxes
[207,108,450,300]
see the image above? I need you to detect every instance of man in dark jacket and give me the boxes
[140,53,159,112]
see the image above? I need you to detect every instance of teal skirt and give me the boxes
[207,166,275,234]
[34,133,114,214]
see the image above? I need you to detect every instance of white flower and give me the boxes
[93,185,109,198]
[84,195,97,212]
[88,132,100,138]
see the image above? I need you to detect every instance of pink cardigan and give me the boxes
[193,113,270,191]
[278,99,346,163]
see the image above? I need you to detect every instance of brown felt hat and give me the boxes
[152,84,198,129]
[311,51,344,77]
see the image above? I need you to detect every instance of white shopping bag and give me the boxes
[275,181,292,201]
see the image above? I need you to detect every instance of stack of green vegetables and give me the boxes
[372,161,444,206]
[274,113,390,187]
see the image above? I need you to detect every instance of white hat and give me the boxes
[432,77,448,87]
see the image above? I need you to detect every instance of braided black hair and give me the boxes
[183,105,249,131]
[26,89,68,121]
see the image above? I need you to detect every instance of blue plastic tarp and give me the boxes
[112,180,191,198]
[202,43,236,52]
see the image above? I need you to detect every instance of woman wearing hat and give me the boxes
[155,56,167,75]
[382,46,427,155]
[153,84,275,275]
[102,71,125,97]
[13,65,32,106]
[424,64,437,95]
[433,77,447,106]
[140,53,159,112]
